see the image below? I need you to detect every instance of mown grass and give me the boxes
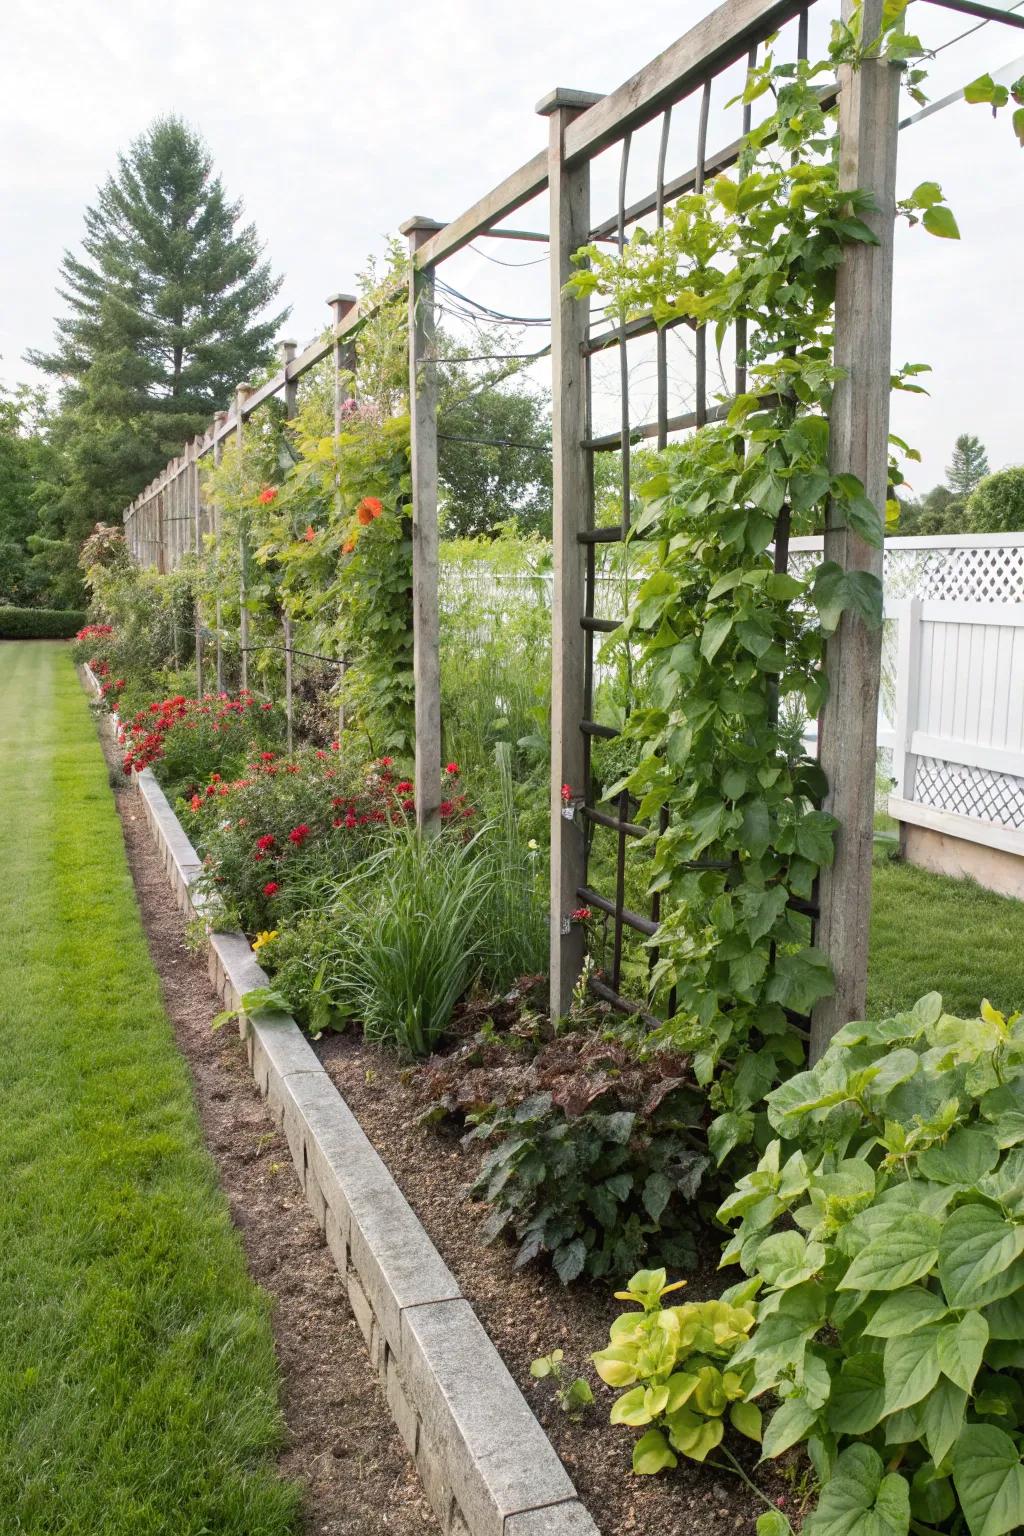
[869,854,1024,1021]
[0,642,299,1534]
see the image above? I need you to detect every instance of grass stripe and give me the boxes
[0,642,299,1535]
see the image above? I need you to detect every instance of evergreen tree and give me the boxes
[28,116,287,535]
[946,432,989,499]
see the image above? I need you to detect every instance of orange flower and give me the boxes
[342,537,356,554]
[258,486,278,505]
[356,504,374,526]
[304,525,316,541]
[358,496,383,522]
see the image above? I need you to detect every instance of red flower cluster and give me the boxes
[356,496,383,525]
[571,906,593,922]
[258,486,278,505]
[263,881,280,897]
[288,823,311,846]
[76,623,113,642]
[120,689,265,774]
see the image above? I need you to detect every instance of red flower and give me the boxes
[342,537,356,554]
[256,834,275,851]
[288,823,311,846]
[261,702,273,712]
[440,800,454,817]
[445,762,459,775]
[561,783,572,804]
[260,751,275,762]
[262,881,279,897]
[395,779,413,794]
[571,906,592,922]
[356,503,374,527]
[258,486,278,505]
[253,851,265,862]
[379,756,393,767]
[304,524,316,541]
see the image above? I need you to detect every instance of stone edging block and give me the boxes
[104,729,598,1536]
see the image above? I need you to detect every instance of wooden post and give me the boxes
[538,88,601,1018]
[212,411,227,693]
[235,385,253,691]
[811,0,901,1058]
[191,439,205,698]
[278,338,298,420]
[328,295,357,739]
[401,217,444,835]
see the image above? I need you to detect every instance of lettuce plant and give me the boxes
[592,1267,762,1474]
[718,993,1024,1536]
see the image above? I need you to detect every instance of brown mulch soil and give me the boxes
[103,746,439,1535]
[316,1030,793,1536]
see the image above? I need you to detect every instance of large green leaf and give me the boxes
[828,1353,887,1434]
[938,1203,1024,1307]
[762,1393,820,1459]
[863,1287,947,1339]
[952,1425,1024,1536]
[804,1444,910,1536]
[918,1127,1000,1186]
[919,1376,967,1467]
[936,1310,988,1393]
[883,1325,942,1415]
[838,1213,942,1292]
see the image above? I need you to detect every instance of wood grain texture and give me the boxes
[544,97,593,1017]
[812,0,901,1058]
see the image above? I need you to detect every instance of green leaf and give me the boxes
[882,1325,942,1414]
[918,1127,1000,1186]
[731,1399,763,1443]
[804,1445,909,1536]
[828,1353,886,1434]
[922,205,960,241]
[755,1232,826,1289]
[700,610,734,662]
[757,1512,794,1536]
[938,1203,1024,1307]
[953,1425,1024,1536]
[763,1394,820,1458]
[936,1310,987,1393]
[642,1170,673,1222]
[920,1375,967,1467]
[864,1287,947,1338]
[553,1238,587,1284]
[632,1426,677,1475]
[838,1212,942,1291]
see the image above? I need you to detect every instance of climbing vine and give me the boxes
[567,3,990,1161]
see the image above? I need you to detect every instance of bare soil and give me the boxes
[104,745,438,1535]
[316,1032,792,1536]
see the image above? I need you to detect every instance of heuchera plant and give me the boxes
[718,993,1024,1536]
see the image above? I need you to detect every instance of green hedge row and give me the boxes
[0,607,87,640]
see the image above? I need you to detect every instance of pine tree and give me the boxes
[28,117,287,534]
[945,433,989,499]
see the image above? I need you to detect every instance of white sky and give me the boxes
[2,0,1022,492]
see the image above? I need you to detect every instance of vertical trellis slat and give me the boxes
[235,385,253,691]
[403,217,444,835]
[539,87,601,1016]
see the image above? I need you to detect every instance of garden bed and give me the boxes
[314,1030,789,1536]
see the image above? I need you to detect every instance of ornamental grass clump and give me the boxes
[716,992,1024,1536]
[323,820,494,1058]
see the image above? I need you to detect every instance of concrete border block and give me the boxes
[401,1300,577,1536]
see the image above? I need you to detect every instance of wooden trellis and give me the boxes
[118,0,1022,1051]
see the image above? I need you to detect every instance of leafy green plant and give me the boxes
[318,819,495,1057]
[467,1078,708,1284]
[530,1349,594,1421]
[718,992,1024,1536]
[592,1267,762,1475]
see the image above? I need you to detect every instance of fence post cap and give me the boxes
[399,215,444,237]
[536,87,602,117]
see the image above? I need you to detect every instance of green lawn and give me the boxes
[0,643,298,1534]
[869,855,1024,1020]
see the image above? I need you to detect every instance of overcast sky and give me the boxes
[3,0,1022,492]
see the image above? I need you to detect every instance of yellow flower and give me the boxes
[252,930,278,952]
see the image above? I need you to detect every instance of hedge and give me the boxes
[0,608,87,640]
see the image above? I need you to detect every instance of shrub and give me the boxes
[592,1267,762,1474]
[0,606,87,639]
[461,1032,710,1282]
[717,993,1024,1536]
